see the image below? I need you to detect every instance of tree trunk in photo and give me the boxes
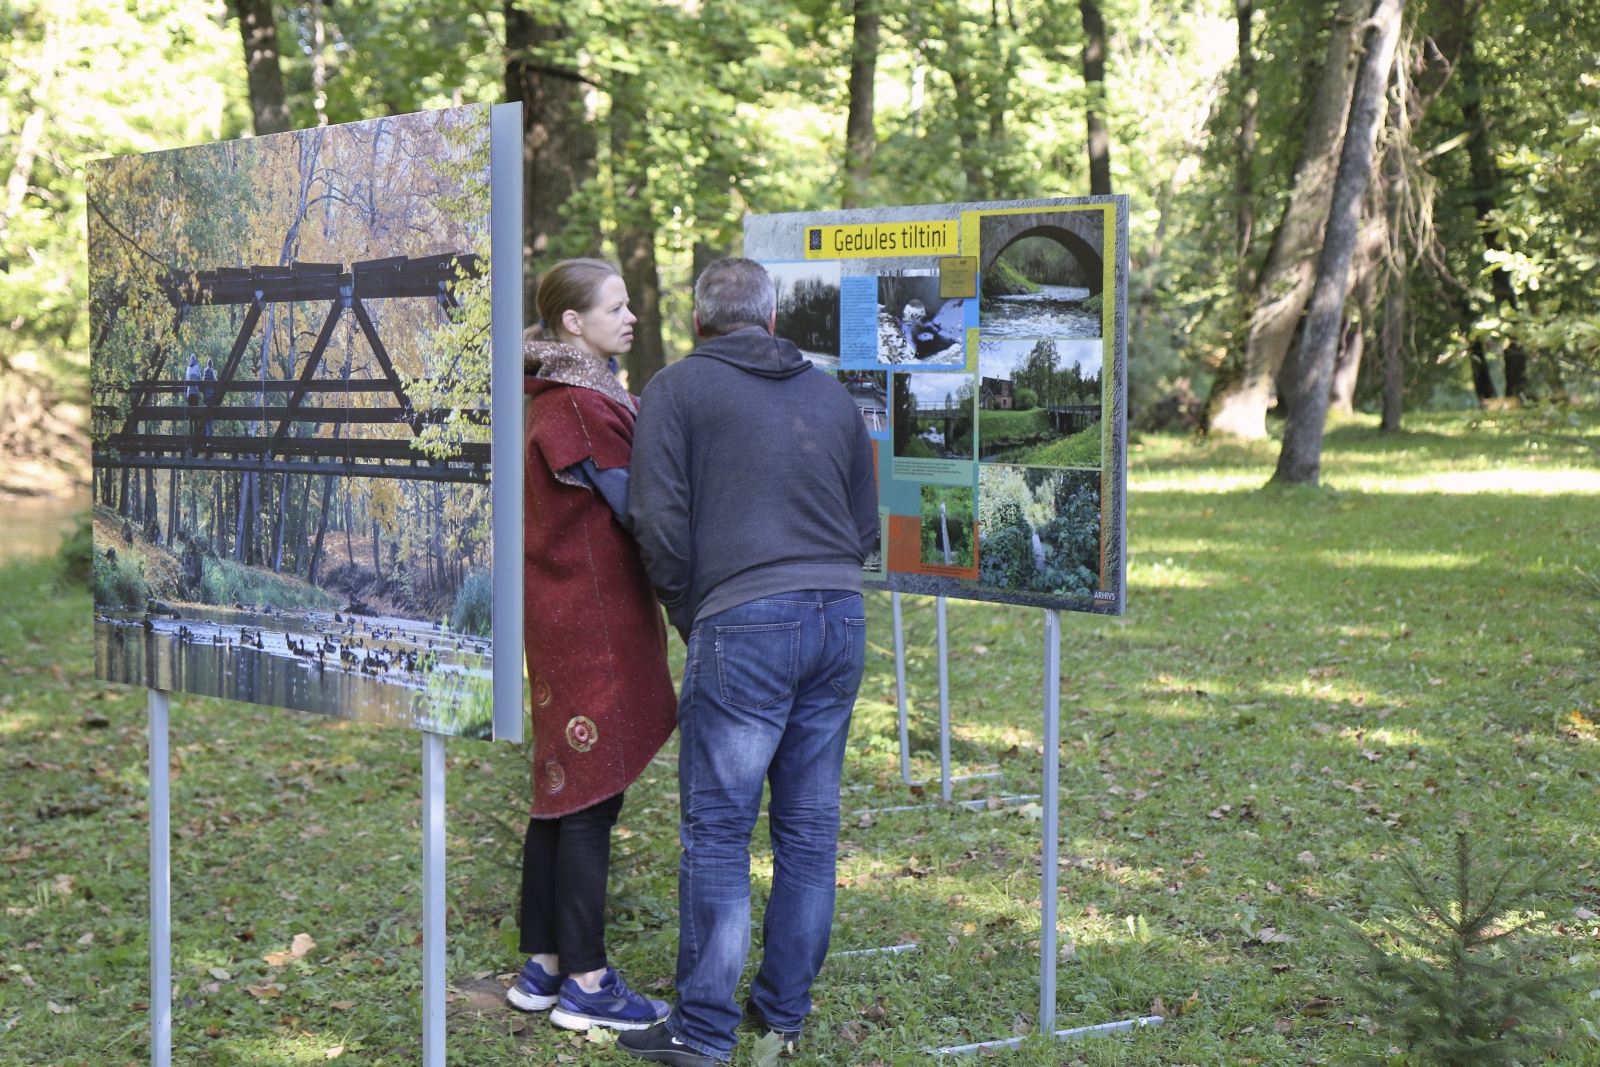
[1079,0,1112,196]
[166,471,179,545]
[291,474,310,576]
[233,472,247,561]
[344,494,355,567]
[1234,0,1258,294]
[842,0,881,210]
[504,0,600,319]
[1204,0,1371,437]
[213,473,224,554]
[270,473,289,572]
[1458,26,1527,398]
[308,476,333,585]
[233,0,290,135]
[1273,0,1405,485]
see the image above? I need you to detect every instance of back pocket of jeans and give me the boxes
[715,622,802,711]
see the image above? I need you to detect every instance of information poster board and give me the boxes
[746,197,1127,614]
[87,104,524,738]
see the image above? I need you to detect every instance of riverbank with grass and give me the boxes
[2,411,1598,1066]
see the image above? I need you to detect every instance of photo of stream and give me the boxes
[978,209,1107,339]
[87,106,497,738]
[94,602,491,735]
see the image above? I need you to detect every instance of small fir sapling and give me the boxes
[1341,831,1592,1066]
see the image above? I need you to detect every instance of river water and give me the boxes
[981,285,1101,339]
[94,604,494,737]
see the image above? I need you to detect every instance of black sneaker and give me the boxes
[617,1023,716,1067]
[741,998,799,1055]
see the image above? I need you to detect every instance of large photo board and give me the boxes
[88,104,523,738]
[746,198,1128,614]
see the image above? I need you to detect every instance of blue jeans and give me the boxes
[666,591,866,1060]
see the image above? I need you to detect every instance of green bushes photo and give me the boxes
[976,464,1100,596]
[919,484,975,567]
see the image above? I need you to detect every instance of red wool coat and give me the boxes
[523,377,677,817]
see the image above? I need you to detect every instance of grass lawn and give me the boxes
[2,411,1599,1066]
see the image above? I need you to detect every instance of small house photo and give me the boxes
[878,274,967,365]
[977,339,1102,467]
[767,259,841,367]
[892,372,974,461]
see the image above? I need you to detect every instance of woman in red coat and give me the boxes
[507,259,678,1032]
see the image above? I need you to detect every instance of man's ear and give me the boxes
[766,309,777,336]
[693,311,706,339]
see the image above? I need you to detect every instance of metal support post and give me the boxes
[421,732,447,1067]
[893,592,911,785]
[936,596,951,802]
[148,688,171,1067]
[1039,610,1061,1031]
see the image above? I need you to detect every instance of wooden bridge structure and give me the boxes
[1044,404,1100,436]
[92,254,488,485]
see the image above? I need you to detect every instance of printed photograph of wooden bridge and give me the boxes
[86,106,496,737]
[892,371,975,461]
[976,338,1103,467]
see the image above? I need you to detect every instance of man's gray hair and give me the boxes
[694,258,775,337]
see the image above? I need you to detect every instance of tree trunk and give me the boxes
[308,476,333,585]
[1328,188,1386,415]
[273,473,292,572]
[166,470,179,546]
[504,0,600,319]
[233,472,247,561]
[1381,268,1405,430]
[1273,0,1405,485]
[842,0,881,210]
[1204,0,1371,437]
[1079,0,1112,195]
[609,77,666,390]
[1234,0,1257,293]
[233,0,290,135]
[1458,23,1527,398]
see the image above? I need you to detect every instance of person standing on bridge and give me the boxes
[508,258,676,1033]
[619,259,878,1067]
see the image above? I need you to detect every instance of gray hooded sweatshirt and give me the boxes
[628,326,879,637]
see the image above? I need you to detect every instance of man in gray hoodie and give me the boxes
[620,259,878,1067]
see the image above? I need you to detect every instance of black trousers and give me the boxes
[518,791,625,972]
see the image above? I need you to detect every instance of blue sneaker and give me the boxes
[548,966,670,1031]
[506,958,564,1012]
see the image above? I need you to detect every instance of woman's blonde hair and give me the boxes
[533,258,622,341]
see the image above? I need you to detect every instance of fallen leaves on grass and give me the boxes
[262,932,316,967]
[329,1000,354,1011]
[1255,927,1295,944]
[244,983,285,1000]
[46,1001,73,1014]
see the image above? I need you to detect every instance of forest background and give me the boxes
[0,0,1596,495]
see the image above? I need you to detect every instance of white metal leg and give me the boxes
[893,592,911,785]
[936,596,950,802]
[421,732,447,1066]
[930,1016,1164,1055]
[148,688,171,1067]
[1039,610,1060,1030]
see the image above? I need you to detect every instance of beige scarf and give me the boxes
[525,340,634,489]
[524,340,634,412]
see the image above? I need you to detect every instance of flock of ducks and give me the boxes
[96,604,490,680]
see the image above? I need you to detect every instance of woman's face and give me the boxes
[561,275,635,359]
